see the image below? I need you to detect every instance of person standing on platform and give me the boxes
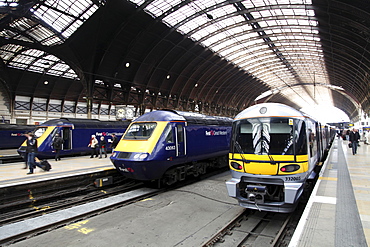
[88,135,99,158]
[365,130,370,145]
[110,133,119,153]
[345,129,350,141]
[26,133,43,174]
[22,132,31,169]
[349,128,360,155]
[99,136,107,158]
[52,133,63,161]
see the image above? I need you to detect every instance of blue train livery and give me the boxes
[110,110,232,186]
[0,124,35,149]
[17,118,130,159]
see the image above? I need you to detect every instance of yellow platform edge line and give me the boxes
[97,168,115,171]
[319,176,338,181]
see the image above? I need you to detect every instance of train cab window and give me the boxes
[234,118,307,156]
[124,122,157,140]
[33,127,47,138]
[163,124,174,143]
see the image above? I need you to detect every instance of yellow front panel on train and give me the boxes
[37,126,56,145]
[115,121,168,154]
[229,153,309,175]
[19,126,56,147]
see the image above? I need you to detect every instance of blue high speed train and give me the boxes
[110,110,232,186]
[17,118,130,159]
[0,124,35,149]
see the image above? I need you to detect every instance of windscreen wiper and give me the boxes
[268,153,276,164]
[234,140,249,163]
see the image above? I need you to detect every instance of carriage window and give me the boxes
[177,124,184,143]
[124,122,157,140]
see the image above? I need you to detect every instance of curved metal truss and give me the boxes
[0,0,369,121]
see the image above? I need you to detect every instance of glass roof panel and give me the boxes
[31,0,98,40]
[1,0,332,109]
[1,1,102,47]
[0,45,78,79]
[145,0,182,17]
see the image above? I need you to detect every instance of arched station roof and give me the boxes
[0,0,369,120]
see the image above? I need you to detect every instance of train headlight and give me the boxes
[133,153,149,160]
[280,164,300,172]
[230,161,243,170]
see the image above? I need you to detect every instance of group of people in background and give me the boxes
[338,128,370,155]
[23,132,120,174]
[88,133,119,159]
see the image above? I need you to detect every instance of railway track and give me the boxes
[202,179,313,247]
[0,179,142,226]
[202,209,293,247]
[0,185,160,246]
[0,167,228,246]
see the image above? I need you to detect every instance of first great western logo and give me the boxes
[205,130,227,136]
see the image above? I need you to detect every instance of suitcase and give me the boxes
[40,160,52,171]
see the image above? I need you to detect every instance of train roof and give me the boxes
[235,103,307,120]
[0,124,35,131]
[39,118,130,128]
[134,110,232,126]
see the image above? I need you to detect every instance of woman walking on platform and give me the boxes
[88,135,99,158]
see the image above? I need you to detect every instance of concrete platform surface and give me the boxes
[0,155,114,187]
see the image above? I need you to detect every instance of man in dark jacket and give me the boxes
[111,133,119,152]
[52,133,63,161]
[349,128,361,155]
[26,133,43,174]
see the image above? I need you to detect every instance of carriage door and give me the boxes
[175,123,186,157]
[61,127,72,150]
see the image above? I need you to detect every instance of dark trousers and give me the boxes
[28,152,42,173]
[352,141,358,154]
[90,147,98,157]
[99,147,107,158]
[55,149,61,160]
[24,152,29,168]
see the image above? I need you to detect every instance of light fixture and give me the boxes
[44,81,49,85]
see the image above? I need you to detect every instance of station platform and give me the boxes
[289,138,369,247]
[1,138,369,246]
[0,149,23,164]
[0,154,115,188]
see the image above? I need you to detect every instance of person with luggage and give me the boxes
[52,133,63,161]
[26,133,43,174]
[99,136,107,158]
[22,132,31,169]
[349,128,361,155]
